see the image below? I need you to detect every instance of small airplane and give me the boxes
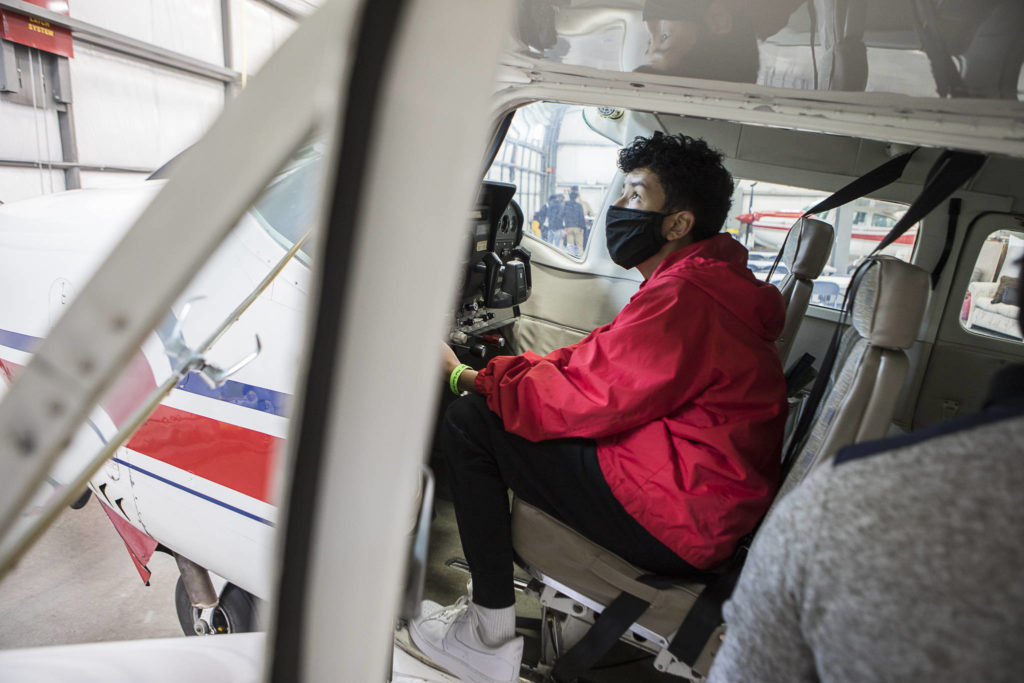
[0,169,306,633]
[0,146,533,637]
[0,0,1021,681]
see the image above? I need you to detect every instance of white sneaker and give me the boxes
[408,597,523,683]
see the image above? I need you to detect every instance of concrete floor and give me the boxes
[0,494,675,681]
[0,496,182,649]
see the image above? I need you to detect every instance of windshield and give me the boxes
[251,143,326,261]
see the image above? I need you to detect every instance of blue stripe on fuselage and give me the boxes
[0,327,290,417]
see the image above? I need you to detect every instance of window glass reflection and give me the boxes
[516,0,1024,101]
[732,179,916,309]
[485,103,619,259]
[960,229,1023,342]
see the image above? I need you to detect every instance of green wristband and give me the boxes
[449,364,471,396]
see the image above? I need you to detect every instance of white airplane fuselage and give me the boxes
[0,181,304,599]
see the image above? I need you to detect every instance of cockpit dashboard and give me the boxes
[450,182,531,360]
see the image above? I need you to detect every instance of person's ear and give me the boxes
[663,210,695,241]
[704,1,733,35]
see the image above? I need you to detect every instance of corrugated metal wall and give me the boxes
[0,0,314,204]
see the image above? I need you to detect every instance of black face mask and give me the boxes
[605,205,668,269]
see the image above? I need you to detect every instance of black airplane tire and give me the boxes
[69,489,91,510]
[175,578,260,636]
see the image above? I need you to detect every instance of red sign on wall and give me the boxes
[0,1,73,59]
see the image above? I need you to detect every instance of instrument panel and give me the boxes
[450,182,531,358]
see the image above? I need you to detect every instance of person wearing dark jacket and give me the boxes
[562,187,586,256]
[532,193,564,244]
[410,132,787,683]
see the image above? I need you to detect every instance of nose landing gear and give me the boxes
[172,553,260,635]
[175,577,260,635]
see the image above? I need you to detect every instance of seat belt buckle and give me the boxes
[653,648,695,678]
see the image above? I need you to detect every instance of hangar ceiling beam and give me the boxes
[0,0,239,84]
[0,158,153,174]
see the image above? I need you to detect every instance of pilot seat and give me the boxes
[509,255,930,681]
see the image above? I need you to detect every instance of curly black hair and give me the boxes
[617,131,734,241]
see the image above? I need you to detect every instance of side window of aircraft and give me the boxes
[251,143,326,262]
[732,179,917,310]
[960,229,1024,343]
[485,103,619,260]
[871,213,898,228]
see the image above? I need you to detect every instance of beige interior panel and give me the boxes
[913,342,1021,427]
[513,316,587,356]
[514,261,639,353]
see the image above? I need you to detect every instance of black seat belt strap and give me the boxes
[803,151,917,219]
[665,553,746,667]
[551,590,651,682]
[932,198,961,288]
[872,151,984,255]
[785,352,816,397]
[765,150,917,281]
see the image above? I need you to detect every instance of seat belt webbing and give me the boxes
[872,150,984,254]
[931,198,961,289]
[785,352,816,397]
[550,560,747,682]
[765,150,917,281]
[665,553,746,666]
[550,589,651,682]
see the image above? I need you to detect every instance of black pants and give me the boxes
[440,394,700,609]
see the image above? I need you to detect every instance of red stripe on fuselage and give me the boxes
[127,404,279,503]
[104,352,159,427]
[0,352,157,428]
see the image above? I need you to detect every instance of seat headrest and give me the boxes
[851,256,929,349]
[782,217,834,279]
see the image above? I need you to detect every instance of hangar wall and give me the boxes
[0,0,315,204]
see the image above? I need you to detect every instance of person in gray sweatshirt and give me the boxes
[708,262,1024,682]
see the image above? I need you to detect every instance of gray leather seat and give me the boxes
[511,255,930,681]
[774,217,835,364]
[774,255,930,499]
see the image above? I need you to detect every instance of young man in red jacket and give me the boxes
[411,132,787,683]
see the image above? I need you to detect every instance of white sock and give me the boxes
[470,602,516,647]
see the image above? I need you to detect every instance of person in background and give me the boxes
[532,193,564,245]
[562,186,586,256]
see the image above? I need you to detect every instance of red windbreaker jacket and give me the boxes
[475,234,787,568]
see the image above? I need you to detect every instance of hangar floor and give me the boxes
[0,497,181,648]
[0,496,674,681]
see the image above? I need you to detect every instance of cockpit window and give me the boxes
[733,179,917,309]
[515,0,1024,101]
[485,103,619,260]
[250,143,326,262]
[960,229,1023,343]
